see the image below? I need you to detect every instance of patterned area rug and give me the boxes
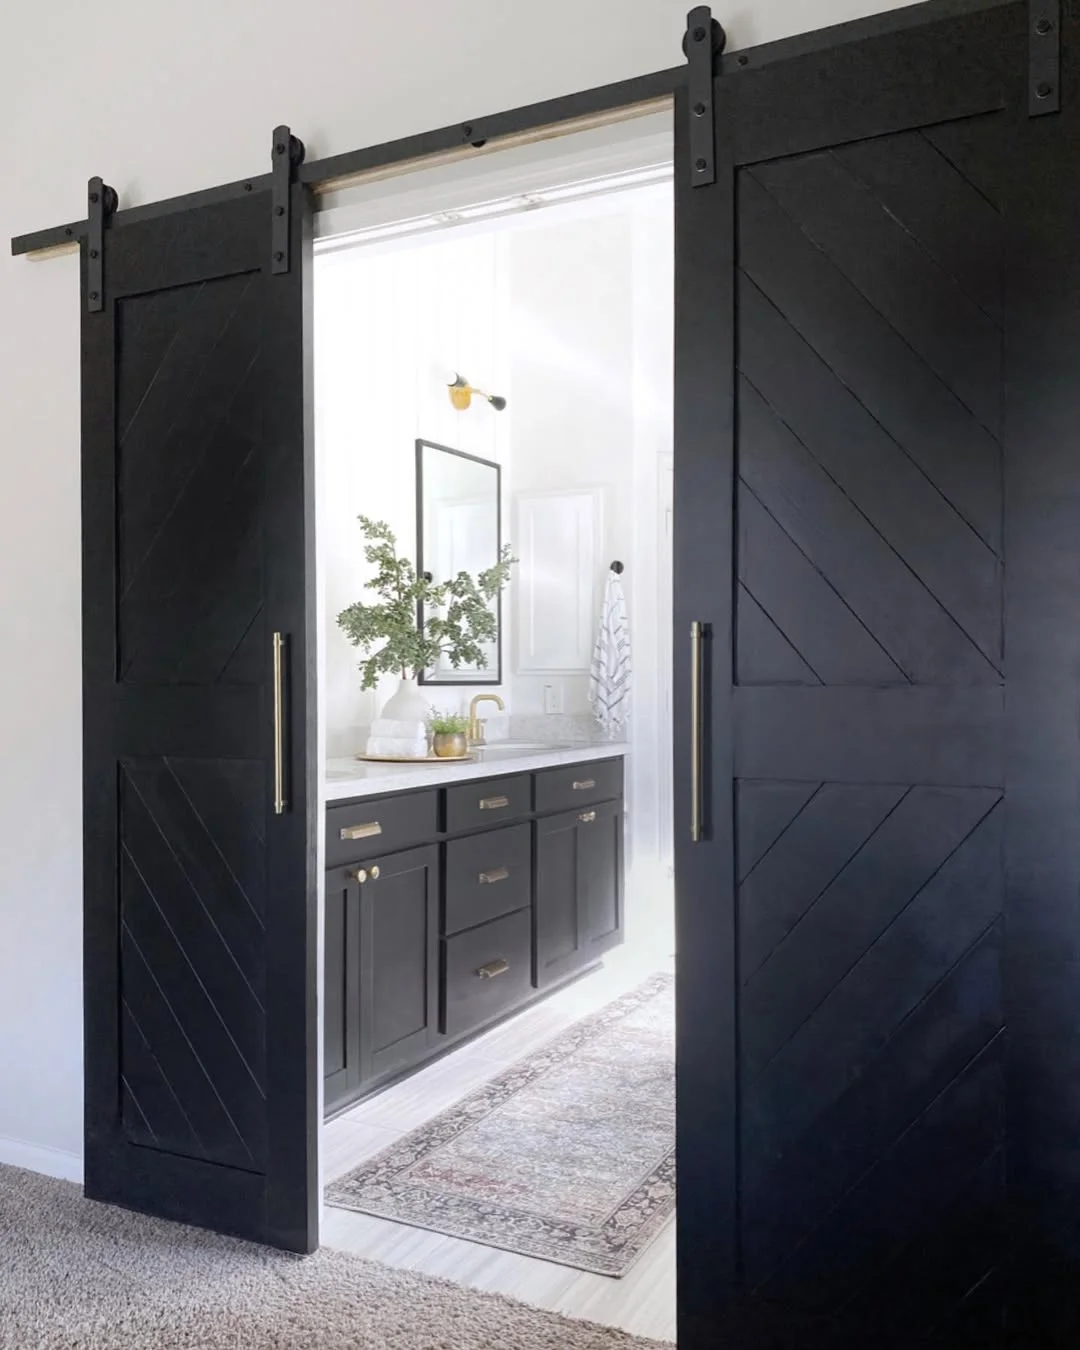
[327,973,675,1277]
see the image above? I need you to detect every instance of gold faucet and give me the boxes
[468,693,505,746]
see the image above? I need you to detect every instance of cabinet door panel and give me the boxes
[324,866,362,1116]
[360,845,439,1086]
[534,811,581,988]
[580,798,624,955]
[324,869,348,1084]
[535,801,625,989]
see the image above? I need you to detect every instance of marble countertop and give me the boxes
[325,740,629,802]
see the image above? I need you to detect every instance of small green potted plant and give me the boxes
[429,712,470,759]
[337,516,515,726]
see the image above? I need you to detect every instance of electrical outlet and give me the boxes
[543,683,563,715]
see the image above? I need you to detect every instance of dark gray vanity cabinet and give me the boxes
[534,797,624,989]
[324,756,624,1117]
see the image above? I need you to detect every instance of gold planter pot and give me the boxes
[433,731,468,759]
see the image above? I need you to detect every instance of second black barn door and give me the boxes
[676,0,1080,1344]
[82,183,317,1250]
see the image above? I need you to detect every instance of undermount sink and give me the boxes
[474,740,572,757]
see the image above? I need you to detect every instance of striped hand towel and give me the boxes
[589,571,632,736]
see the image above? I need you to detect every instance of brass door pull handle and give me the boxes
[579,810,597,824]
[480,795,510,810]
[573,779,596,791]
[476,958,510,979]
[691,620,704,843]
[273,633,287,816]
[341,821,382,841]
[479,867,510,885]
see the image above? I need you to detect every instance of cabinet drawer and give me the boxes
[326,791,438,867]
[442,908,533,1039]
[534,757,623,815]
[445,773,531,834]
[445,823,532,936]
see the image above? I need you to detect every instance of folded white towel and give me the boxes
[371,717,427,738]
[590,571,631,736]
[366,735,429,759]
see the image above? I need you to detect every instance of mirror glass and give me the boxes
[417,440,502,685]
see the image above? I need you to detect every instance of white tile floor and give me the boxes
[321,944,677,1344]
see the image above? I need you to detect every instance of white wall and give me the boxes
[0,0,917,1170]
[630,194,676,877]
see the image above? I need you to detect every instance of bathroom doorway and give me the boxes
[313,121,678,1341]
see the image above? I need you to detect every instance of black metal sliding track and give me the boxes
[10,66,682,258]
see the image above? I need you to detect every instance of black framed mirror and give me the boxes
[416,439,503,686]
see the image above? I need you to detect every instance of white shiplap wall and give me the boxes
[316,232,512,755]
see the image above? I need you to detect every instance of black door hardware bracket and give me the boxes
[1029,0,1061,115]
[683,6,726,187]
[271,126,306,274]
[86,177,118,313]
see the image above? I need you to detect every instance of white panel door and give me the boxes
[514,488,603,674]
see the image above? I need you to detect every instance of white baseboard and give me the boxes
[0,1135,83,1184]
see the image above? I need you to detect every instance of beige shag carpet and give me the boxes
[0,1165,669,1350]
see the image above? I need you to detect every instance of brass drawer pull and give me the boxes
[579,810,597,824]
[478,867,510,885]
[573,779,596,791]
[476,958,510,980]
[340,821,382,841]
[480,795,510,810]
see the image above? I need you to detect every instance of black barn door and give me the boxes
[675,1,1080,1343]
[82,185,317,1250]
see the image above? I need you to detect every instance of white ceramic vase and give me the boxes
[378,677,431,726]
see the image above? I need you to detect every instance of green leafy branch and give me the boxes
[336,515,515,690]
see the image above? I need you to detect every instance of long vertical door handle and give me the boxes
[690,620,704,842]
[273,632,287,815]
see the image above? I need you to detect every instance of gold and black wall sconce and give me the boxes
[446,371,507,412]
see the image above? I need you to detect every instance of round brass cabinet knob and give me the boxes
[370,865,381,881]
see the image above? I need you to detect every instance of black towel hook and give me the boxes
[610,560,624,574]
